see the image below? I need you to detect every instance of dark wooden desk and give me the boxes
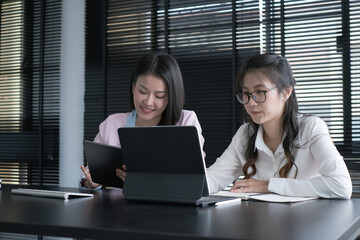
[0,185,359,240]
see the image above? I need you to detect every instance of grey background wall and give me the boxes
[60,0,85,187]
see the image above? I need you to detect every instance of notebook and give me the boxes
[117,126,239,206]
[212,191,317,203]
[83,140,124,188]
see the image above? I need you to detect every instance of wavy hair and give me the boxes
[129,52,185,125]
[236,53,299,179]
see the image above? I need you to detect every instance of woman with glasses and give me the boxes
[206,53,352,199]
[80,52,205,189]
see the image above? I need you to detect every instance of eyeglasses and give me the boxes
[236,86,277,104]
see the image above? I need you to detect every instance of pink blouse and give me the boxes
[94,109,206,158]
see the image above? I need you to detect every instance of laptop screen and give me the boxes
[118,126,211,204]
[118,126,205,175]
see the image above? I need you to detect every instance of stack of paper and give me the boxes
[212,191,317,203]
[212,191,261,200]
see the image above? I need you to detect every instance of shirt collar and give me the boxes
[126,109,137,127]
[254,124,285,155]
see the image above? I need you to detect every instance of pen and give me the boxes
[215,198,241,206]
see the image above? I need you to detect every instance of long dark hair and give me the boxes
[129,52,185,125]
[236,53,299,179]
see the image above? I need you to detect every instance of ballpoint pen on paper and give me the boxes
[215,198,241,206]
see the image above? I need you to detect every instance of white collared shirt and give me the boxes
[206,115,352,199]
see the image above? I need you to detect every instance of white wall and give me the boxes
[60,0,85,187]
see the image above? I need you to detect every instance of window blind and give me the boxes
[0,1,25,132]
[261,0,359,158]
[156,0,260,164]
[350,0,360,155]
[0,0,62,185]
[85,0,259,165]
[85,0,360,167]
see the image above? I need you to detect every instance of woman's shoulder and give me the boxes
[176,109,199,125]
[231,122,252,141]
[298,114,329,139]
[224,122,252,150]
[180,109,196,116]
[105,112,130,121]
[299,114,328,130]
[100,112,131,127]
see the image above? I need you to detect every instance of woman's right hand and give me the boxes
[80,165,101,189]
[116,164,127,182]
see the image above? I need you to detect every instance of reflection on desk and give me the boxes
[0,185,359,240]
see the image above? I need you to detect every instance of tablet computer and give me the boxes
[118,126,237,206]
[83,140,124,188]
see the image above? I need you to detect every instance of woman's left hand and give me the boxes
[115,164,127,182]
[230,179,270,193]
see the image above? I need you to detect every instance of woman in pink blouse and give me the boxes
[80,52,205,189]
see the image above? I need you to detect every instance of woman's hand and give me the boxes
[230,179,270,193]
[115,164,127,182]
[80,165,101,189]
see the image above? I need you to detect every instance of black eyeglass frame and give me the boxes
[236,86,277,104]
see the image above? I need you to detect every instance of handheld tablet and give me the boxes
[83,140,124,188]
